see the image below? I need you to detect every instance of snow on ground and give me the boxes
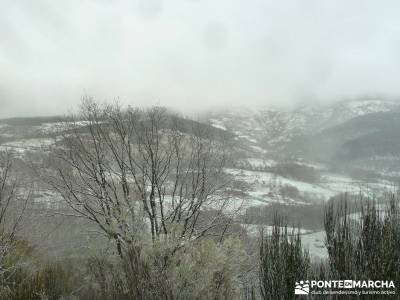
[227,168,394,210]
[241,224,312,237]
[237,134,258,144]
[249,145,267,154]
[207,100,399,151]
[0,138,55,153]
[40,122,65,133]
[209,119,227,131]
[246,158,276,168]
[40,121,91,133]
[246,187,311,206]
[323,173,394,198]
[242,224,327,259]
[33,190,65,209]
[300,231,327,259]
[292,160,327,171]
[212,124,227,130]
[3,138,54,148]
[203,195,268,214]
[320,173,361,195]
[226,168,338,201]
[347,203,390,222]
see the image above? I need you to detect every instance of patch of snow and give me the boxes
[301,231,327,259]
[0,138,56,154]
[241,224,312,237]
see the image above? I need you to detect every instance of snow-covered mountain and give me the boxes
[203,99,400,210]
[206,99,399,151]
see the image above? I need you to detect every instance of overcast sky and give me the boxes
[1,0,400,118]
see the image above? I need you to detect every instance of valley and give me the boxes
[1,99,399,260]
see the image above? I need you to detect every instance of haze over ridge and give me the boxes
[2,0,400,117]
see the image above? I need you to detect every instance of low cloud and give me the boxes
[1,0,400,117]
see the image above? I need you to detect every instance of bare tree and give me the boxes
[0,150,30,280]
[45,99,233,256]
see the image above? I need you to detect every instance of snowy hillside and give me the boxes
[206,99,399,151]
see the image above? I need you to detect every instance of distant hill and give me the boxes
[203,99,400,177]
[0,116,68,126]
[287,110,400,163]
[330,111,400,160]
[204,99,399,152]
[0,113,235,142]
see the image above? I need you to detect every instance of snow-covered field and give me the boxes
[226,168,336,203]
[225,166,394,210]
[40,121,90,134]
[241,224,328,259]
[301,231,327,259]
[40,122,65,133]
[0,138,55,153]
[244,158,276,168]
[241,224,312,237]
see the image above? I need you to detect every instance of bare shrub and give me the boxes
[85,238,246,300]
